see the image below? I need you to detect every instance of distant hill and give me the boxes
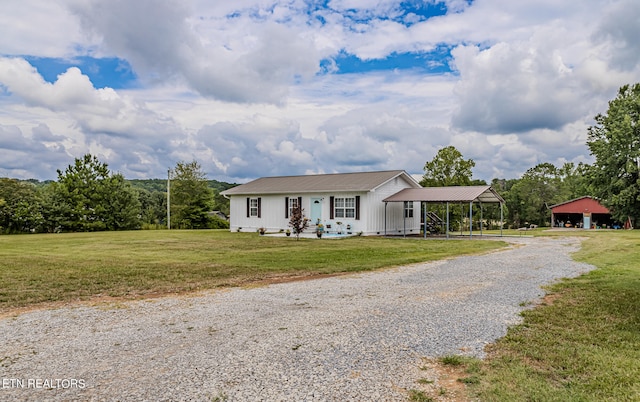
[14,178,238,194]
[128,179,238,193]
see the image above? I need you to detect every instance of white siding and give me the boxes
[366,176,421,235]
[228,195,307,232]
[226,175,420,235]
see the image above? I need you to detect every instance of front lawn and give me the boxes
[0,230,505,310]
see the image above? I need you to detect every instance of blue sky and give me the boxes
[0,0,639,183]
[24,56,138,89]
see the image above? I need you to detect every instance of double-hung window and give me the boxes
[404,201,414,218]
[288,197,299,217]
[249,198,259,217]
[334,197,356,218]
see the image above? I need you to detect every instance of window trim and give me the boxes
[249,197,260,217]
[404,201,414,218]
[334,196,356,219]
[288,196,299,218]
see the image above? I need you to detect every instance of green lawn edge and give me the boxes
[462,230,640,401]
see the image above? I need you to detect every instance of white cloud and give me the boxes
[594,0,640,71]
[450,40,587,134]
[69,0,323,103]
[0,1,86,58]
[0,0,639,183]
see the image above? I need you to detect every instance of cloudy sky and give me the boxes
[1,0,639,183]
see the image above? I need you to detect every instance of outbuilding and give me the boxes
[550,196,615,229]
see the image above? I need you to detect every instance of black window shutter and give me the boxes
[355,196,360,220]
[330,196,335,219]
[285,197,289,218]
[257,197,262,218]
[298,196,302,212]
[246,197,250,218]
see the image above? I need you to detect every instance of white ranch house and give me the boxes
[221,170,422,235]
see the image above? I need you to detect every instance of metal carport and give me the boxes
[382,186,505,238]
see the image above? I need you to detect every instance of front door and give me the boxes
[310,197,323,225]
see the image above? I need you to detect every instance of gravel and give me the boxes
[0,236,595,401]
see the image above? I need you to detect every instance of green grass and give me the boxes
[0,230,505,310]
[467,230,640,401]
[408,389,434,402]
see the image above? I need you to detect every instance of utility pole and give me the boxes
[167,168,171,230]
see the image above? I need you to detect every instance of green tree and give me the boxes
[557,162,591,201]
[0,178,44,233]
[137,188,167,226]
[170,161,215,229]
[420,146,475,187]
[101,174,142,230]
[587,83,640,226]
[49,154,141,231]
[507,163,561,227]
[493,162,592,228]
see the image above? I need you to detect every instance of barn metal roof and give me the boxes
[221,170,420,196]
[382,186,505,203]
[549,196,609,213]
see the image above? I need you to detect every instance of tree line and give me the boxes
[0,155,232,233]
[1,83,638,233]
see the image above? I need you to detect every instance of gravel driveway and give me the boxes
[1,236,595,401]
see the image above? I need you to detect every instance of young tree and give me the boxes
[288,206,309,240]
[587,83,640,226]
[420,146,475,187]
[170,161,215,229]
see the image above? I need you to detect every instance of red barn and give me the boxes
[550,196,615,229]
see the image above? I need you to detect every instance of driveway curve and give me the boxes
[0,236,595,401]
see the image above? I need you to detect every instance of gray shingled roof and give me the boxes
[382,186,505,203]
[221,170,419,195]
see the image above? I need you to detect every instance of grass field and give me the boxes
[0,230,505,311]
[431,229,640,401]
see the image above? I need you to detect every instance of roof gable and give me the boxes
[221,170,420,196]
[550,196,609,213]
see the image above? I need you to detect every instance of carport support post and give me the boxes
[403,201,406,238]
[500,202,504,237]
[423,202,427,239]
[384,202,387,236]
[480,201,484,236]
[446,202,450,239]
[469,201,473,239]
[460,203,463,236]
